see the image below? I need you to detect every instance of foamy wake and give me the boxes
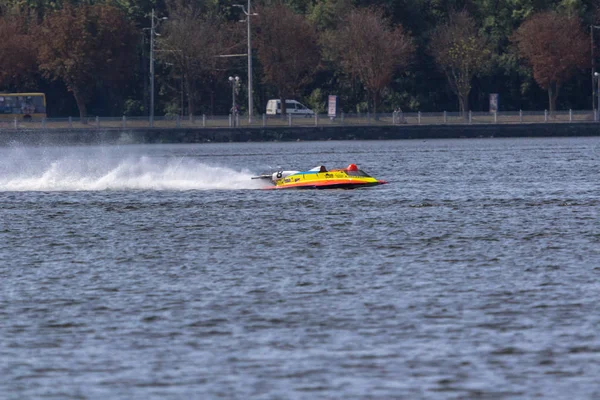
[0,152,266,191]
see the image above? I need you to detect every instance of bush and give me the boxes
[123,99,144,116]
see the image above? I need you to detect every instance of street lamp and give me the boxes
[233,1,258,124]
[595,72,600,121]
[229,76,241,126]
[591,25,600,111]
[148,9,168,127]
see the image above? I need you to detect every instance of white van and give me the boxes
[266,99,314,116]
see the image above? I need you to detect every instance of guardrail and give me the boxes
[1,110,599,130]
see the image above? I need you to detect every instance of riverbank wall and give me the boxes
[1,122,599,146]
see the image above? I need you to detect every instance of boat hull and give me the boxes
[268,169,387,190]
[267,181,385,190]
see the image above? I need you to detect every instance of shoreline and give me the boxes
[1,122,599,146]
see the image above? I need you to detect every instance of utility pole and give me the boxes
[596,73,600,120]
[247,0,253,124]
[234,2,257,124]
[150,8,155,127]
[148,9,167,128]
[229,76,240,127]
[591,26,600,111]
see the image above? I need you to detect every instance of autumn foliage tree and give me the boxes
[430,11,490,115]
[513,11,589,113]
[0,14,38,91]
[255,3,321,115]
[36,3,137,121]
[322,7,414,114]
[161,0,242,116]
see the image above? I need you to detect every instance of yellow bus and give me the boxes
[0,93,47,120]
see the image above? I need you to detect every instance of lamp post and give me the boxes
[591,25,600,111]
[229,76,241,126]
[149,9,168,127]
[233,1,258,124]
[595,72,600,121]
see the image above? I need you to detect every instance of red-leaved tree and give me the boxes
[0,14,38,90]
[513,11,588,112]
[322,7,414,115]
[37,3,136,121]
[255,3,321,115]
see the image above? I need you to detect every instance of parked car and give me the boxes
[266,99,314,116]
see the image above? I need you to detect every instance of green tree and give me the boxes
[36,3,137,120]
[307,0,351,31]
[1,0,58,19]
[430,10,491,115]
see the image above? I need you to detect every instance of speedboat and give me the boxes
[252,164,387,189]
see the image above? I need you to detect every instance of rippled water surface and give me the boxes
[1,138,600,399]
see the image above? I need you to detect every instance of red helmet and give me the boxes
[347,164,358,171]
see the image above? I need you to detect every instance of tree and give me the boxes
[0,14,38,91]
[36,3,137,121]
[308,0,351,31]
[429,10,490,115]
[513,11,589,112]
[322,7,414,114]
[255,3,321,115]
[161,0,242,117]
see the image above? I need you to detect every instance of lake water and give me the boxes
[1,138,599,399]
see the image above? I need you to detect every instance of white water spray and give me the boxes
[0,147,265,191]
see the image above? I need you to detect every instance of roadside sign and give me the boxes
[328,95,337,117]
[489,93,499,113]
